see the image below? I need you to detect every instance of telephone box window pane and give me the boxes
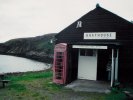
[57,52,63,56]
[56,52,64,59]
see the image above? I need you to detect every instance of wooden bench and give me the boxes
[0,80,10,88]
[0,73,10,88]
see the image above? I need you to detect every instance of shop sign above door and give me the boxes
[84,32,116,40]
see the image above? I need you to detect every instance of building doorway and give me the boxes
[97,49,112,81]
[72,45,119,87]
[78,49,98,80]
[78,48,112,81]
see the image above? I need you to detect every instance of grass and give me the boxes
[0,70,130,100]
[105,88,127,100]
[7,70,52,82]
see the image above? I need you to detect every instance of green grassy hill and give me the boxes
[0,33,56,63]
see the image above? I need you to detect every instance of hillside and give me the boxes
[0,33,56,63]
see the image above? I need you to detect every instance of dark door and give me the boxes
[97,49,111,81]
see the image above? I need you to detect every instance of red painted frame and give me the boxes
[53,43,67,84]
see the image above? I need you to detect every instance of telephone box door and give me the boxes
[53,43,67,84]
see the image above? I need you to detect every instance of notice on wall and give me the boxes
[84,32,116,40]
[72,45,107,49]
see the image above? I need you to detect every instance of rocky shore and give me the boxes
[0,33,55,63]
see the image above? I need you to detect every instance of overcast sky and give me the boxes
[0,0,133,43]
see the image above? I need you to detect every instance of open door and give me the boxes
[53,43,67,84]
[97,49,111,81]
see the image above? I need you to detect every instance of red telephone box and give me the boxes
[53,43,67,84]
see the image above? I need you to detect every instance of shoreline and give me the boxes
[0,53,53,64]
[3,68,52,76]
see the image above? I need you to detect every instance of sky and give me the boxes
[0,0,133,43]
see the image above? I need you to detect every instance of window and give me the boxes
[80,49,96,56]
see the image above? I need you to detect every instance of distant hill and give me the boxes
[0,33,56,63]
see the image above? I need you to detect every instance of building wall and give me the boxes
[56,7,133,45]
[66,47,78,83]
[119,45,133,83]
[55,6,133,84]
